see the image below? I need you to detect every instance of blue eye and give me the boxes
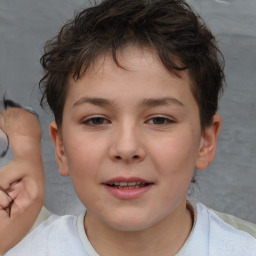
[82,117,109,126]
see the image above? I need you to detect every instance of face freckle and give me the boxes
[50,46,213,234]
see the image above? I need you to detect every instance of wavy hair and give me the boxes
[40,0,225,129]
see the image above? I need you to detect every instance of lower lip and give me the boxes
[103,184,153,199]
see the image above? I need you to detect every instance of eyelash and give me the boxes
[82,116,110,126]
[146,116,174,126]
[82,116,174,127]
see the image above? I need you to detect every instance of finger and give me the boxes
[0,206,10,222]
[5,181,22,201]
[0,162,26,190]
[6,180,39,217]
[0,189,12,209]
[3,98,39,120]
[5,180,21,193]
[0,128,9,158]
[5,199,14,217]
[0,108,42,165]
[1,108,41,139]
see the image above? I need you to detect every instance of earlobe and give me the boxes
[196,115,221,170]
[49,122,69,177]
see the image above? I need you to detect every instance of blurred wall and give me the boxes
[0,0,255,222]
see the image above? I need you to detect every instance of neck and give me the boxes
[84,200,193,256]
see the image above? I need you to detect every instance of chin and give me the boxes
[104,212,156,232]
[110,222,151,232]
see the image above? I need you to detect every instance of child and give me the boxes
[5,0,256,255]
[0,105,44,255]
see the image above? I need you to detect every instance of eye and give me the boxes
[82,116,110,126]
[147,116,174,125]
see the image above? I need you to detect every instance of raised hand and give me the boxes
[0,106,44,255]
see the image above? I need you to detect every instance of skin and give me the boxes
[50,46,220,256]
[0,108,44,255]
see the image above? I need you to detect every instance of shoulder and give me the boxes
[184,203,256,256]
[5,213,89,256]
[212,207,256,238]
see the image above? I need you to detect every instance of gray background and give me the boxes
[0,0,255,223]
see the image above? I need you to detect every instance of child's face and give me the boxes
[50,46,219,231]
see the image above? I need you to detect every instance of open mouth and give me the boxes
[106,181,151,189]
[103,178,153,199]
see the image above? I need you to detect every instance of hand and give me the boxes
[0,107,44,255]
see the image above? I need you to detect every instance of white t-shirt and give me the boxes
[6,203,256,256]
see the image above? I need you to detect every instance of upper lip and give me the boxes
[103,177,153,185]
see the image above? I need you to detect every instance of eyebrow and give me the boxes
[73,97,114,108]
[141,97,184,107]
[72,96,184,108]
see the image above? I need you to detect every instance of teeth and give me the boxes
[113,181,144,186]
[119,182,128,186]
[108,181,148,188]
[119,185,141,189]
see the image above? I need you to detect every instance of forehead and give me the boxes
[87,46,185,79]
[65,46,196,108]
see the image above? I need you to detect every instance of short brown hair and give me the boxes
[40,0,224,129]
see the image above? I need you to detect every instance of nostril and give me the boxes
[114,155,140,160]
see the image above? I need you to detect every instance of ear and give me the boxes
[196,115,221,170]
[49,122,69,177]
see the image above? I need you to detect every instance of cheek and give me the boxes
[148,133,200,206]
[66,151,98,180]
[149,131,200,177]
[64,135,106,174]
[64,140,103,204]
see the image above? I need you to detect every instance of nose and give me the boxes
[109,123,146,163]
